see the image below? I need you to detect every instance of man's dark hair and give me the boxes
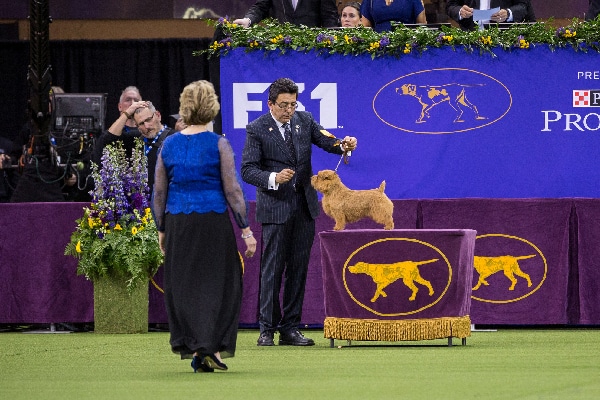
[268,78,298,103]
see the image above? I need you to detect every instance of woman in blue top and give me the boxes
[360,0,426,32]
[152,80,257,373]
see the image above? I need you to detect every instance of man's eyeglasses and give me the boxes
[136,112,155,127]
[274,102,298,110]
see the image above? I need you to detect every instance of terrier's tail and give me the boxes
[378,181,386,192]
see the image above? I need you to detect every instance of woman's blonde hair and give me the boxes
[179,80,220,125]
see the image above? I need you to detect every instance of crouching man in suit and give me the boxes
[241,78,357,346]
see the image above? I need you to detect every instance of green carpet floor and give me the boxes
[0,328,598,399]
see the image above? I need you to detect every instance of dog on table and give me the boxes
[310,169,394,230]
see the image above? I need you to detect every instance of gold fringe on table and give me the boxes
[324,316,471,342]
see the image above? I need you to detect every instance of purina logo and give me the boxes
[573,90,600,107]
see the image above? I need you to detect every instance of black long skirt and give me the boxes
[163,211,242,359]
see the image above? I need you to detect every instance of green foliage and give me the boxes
[195,17,600,59]
[64,139,163,292]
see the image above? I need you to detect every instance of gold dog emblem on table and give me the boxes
[473,255,534,291]
[348,259,438,302]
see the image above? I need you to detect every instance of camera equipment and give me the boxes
[50,93,107,163]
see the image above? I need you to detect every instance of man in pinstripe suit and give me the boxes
[241,78,357,346]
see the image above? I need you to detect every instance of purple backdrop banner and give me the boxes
[0,203,93,323]
[2,200,599,326]
[420,198,572,324]
[571,199,600,325]
[221,47,600,200]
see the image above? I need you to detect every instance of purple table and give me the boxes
[319,229,475,346]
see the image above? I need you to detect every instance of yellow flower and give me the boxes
[480,36,492,46]
[145,207,151,216]
[76,241,82,253]
[88,217,94,228]
[114,224,123,231]
[344,34,350,44]
[131,227,138,235]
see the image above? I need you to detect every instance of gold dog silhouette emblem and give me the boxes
[348,259,438,302]
[473,255,534,291]
[397,83,487,123]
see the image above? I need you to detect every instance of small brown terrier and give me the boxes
[311,169,394,230]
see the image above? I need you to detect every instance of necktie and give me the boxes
[283,123,296,164]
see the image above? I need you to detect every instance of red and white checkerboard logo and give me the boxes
[573,90,590,107]
[573,90,600,107]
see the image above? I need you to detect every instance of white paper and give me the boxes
[473,6,500,21]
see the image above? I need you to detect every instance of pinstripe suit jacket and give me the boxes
[241,111,344,224]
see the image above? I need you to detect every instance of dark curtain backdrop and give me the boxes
[0,38,213,142]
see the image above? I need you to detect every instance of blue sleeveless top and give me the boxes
[160,132,227,215]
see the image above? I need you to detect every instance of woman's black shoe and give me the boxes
[191,355,214,373]
[202,354,228,371]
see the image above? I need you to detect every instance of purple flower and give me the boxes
[89,138,151,233]
[379,36,390,47]
[283,36,292,45]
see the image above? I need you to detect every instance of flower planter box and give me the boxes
[93,274,148,334]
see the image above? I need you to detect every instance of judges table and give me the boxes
[2,199,600,327]
[319,229,475,346]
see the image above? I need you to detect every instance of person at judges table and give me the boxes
[446,0,530,31]
[241,78,357,346]
[92,86,144,165]
[360,0,427,33]
[233,0,340,28]
[341,1,363,27]
[152,80,256,372]
[586,0,600,20]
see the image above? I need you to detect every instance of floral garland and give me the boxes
[196,17,600,59]
[65,139,163,292]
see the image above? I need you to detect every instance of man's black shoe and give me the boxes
[279,330,315,346]
[257,332,275,346]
